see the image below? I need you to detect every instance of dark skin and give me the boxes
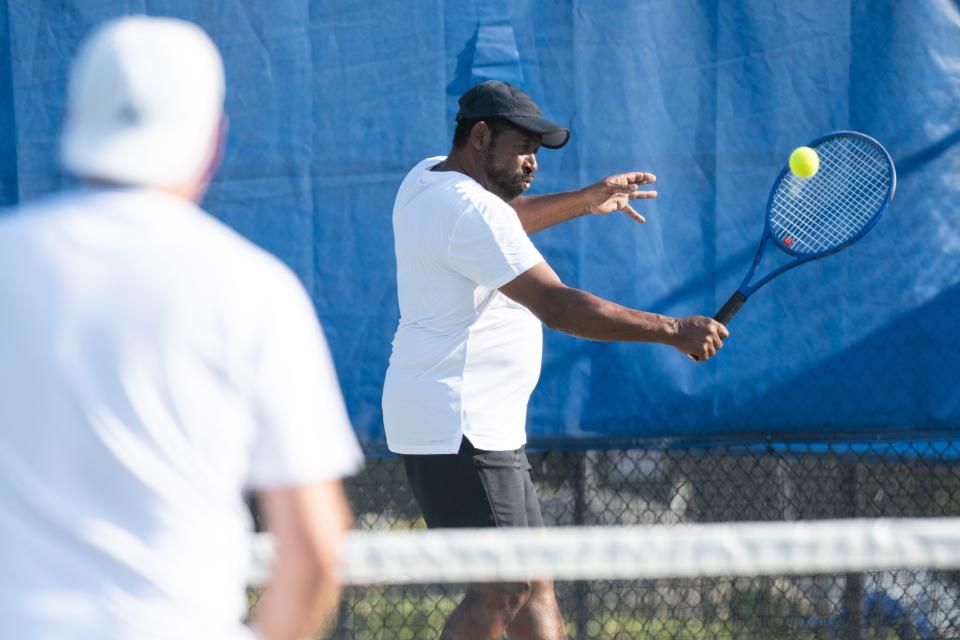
[428,122,729,640]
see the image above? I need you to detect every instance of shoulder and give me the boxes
[114,189,311,306]
[455,180,513,217]
[175,202,317,336]
[397,162,516,227]
[189,212,308,304]
[448,181,521,238]
[396,156,446,196]
[0,191,75,234]
[395,157,515,224]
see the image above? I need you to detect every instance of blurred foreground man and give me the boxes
[0,16,362,640]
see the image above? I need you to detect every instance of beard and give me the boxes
[479,148,532,201]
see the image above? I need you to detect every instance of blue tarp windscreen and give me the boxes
[1,2,958,453]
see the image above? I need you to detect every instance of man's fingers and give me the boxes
[628,189,658,200]
[607,172,657,188]
[625,172,656,185]
[621,203,645,223]
[637,172,657,184]
[609,182,637,194]
[678,315,729,362]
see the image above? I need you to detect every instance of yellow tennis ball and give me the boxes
[789,146,820,178]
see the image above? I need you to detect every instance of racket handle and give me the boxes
[714,291,747,326]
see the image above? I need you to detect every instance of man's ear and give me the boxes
[192,115,228,203]
[471,120,490,150]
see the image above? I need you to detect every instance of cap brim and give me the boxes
[504,115,570,149]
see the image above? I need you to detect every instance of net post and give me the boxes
[843,460,864,640]
[573,450,589,637]
[331,593,351,639]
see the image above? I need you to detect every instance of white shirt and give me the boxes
[0,187,363,640]
[383,157,545,454]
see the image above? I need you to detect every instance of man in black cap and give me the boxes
[382,80,728,639]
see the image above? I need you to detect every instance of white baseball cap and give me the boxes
[60,16,225,187]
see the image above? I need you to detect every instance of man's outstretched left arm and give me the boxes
[511,172,657,234]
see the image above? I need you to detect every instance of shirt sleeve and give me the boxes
[446,197,544,289]
[246,266,363,489]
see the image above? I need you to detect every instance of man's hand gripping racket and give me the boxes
[709,131,896,343]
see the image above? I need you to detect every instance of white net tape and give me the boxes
[249,518,960,587]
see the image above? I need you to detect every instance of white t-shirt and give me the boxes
[0,187,363,640]
[383,157,545,454]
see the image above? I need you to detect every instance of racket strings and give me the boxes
[774,142,885,251]
[789,140,887,243]
[769,136,891,255]
[772,140,887,251]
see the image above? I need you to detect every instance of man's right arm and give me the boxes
[242,259,363,639]
[250,479,353,640]
[499,262,729,361]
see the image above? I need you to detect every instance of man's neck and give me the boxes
[433,149,515,203]
[81,178,204,204]
[433,150,474,180]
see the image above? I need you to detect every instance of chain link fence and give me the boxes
[251,437,960,639]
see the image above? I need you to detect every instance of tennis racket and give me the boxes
[714,130,896,326]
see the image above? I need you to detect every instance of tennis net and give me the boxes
[249,518,960,639]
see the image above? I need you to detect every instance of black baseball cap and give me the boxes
[456,80,570,149]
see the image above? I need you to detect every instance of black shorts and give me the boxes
[401,436,544,529]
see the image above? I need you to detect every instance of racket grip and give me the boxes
[714,291,747,326]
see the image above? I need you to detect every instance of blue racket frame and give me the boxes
[714,131,897,325]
